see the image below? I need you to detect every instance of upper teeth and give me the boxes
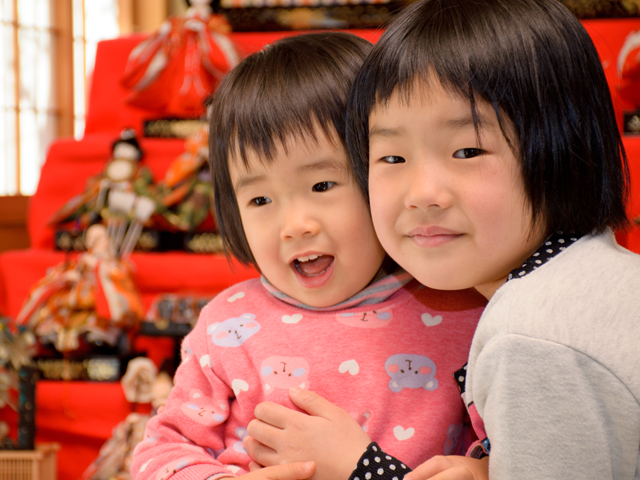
[297,254,320,262]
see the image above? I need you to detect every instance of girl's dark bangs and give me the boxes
[226,34,371,168]
[371,6,491,110]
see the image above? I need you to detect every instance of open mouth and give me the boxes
[293,254,334,277]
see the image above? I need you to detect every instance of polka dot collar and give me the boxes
[507,231,581,282]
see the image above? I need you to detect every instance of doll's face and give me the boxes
[85,225,111,255]
[113,143,139,161]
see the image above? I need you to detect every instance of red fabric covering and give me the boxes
[35,381,149,480]
[581,19,640,120]
[620,136,640,250]
[33,381,138,480]
[31,29,383,251]
[579,19,640,248]
[0,249,257,480]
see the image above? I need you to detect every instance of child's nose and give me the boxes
[280,204,320,240]
[405,161,451,210]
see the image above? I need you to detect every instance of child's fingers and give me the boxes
[407,466,474,480]
[244,435,279,467]
[249,460,264,472]
[259,462,316,480]
[246,419,283,450]
[288,386,341,419]
[404,456,488,480]
[403,456,444,480]
[254,400,304,428]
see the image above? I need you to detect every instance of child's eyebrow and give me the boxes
[445,116,494,131]
[369,126,404,140]
[297,158,347,174]
[234,159,346,193]
[234,173,266,193]
[370,113,498,140]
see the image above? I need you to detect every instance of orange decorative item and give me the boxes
[153,124,215,232]
[162,125,208,190]
[120,0,241,119]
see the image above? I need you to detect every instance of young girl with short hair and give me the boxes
[130,31,486,480]
[245,1,640,479]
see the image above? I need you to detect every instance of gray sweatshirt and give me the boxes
[466,231,640,479]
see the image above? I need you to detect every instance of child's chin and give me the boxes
[296,289,346,309]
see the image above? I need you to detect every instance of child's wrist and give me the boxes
[348,442,411,480]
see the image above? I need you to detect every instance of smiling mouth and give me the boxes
[293,254,334,277]
[409,232,462,248]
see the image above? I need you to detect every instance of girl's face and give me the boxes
[368,78,546,299]
[229,126,386,308]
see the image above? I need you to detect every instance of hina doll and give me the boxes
[49,129,157,256]
[48,129,154,233]
[15,224,145,353]
[120,0,241,119]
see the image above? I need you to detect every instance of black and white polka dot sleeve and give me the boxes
[348,442,411,480]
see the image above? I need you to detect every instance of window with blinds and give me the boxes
[0,0,118,196]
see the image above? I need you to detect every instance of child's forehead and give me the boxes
[370,76,510,134]
[373,76,471,110]
[229,125,347,172]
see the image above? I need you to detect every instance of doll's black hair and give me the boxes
[209,32,373,267]
[347,0,630,236]
[185,0,221,13]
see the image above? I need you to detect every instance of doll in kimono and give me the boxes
[48,129,154,233]
[153,123,215,232]
[15,224,144,353]
[48,129,157,256]
[120,0,241,119]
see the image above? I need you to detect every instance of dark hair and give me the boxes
[185,0,221,13]
[348,0,630,236]
[209,32,373,266]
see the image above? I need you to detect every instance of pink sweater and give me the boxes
[131,276,486,480]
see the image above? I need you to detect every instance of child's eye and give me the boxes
[380,155,405,164]
[312,181,335,192]
[453,148,484,159]
[250,196,271,206]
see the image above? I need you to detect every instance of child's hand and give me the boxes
[404,455,488,480]
[217,462,316,480]
[244,387,371,480]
